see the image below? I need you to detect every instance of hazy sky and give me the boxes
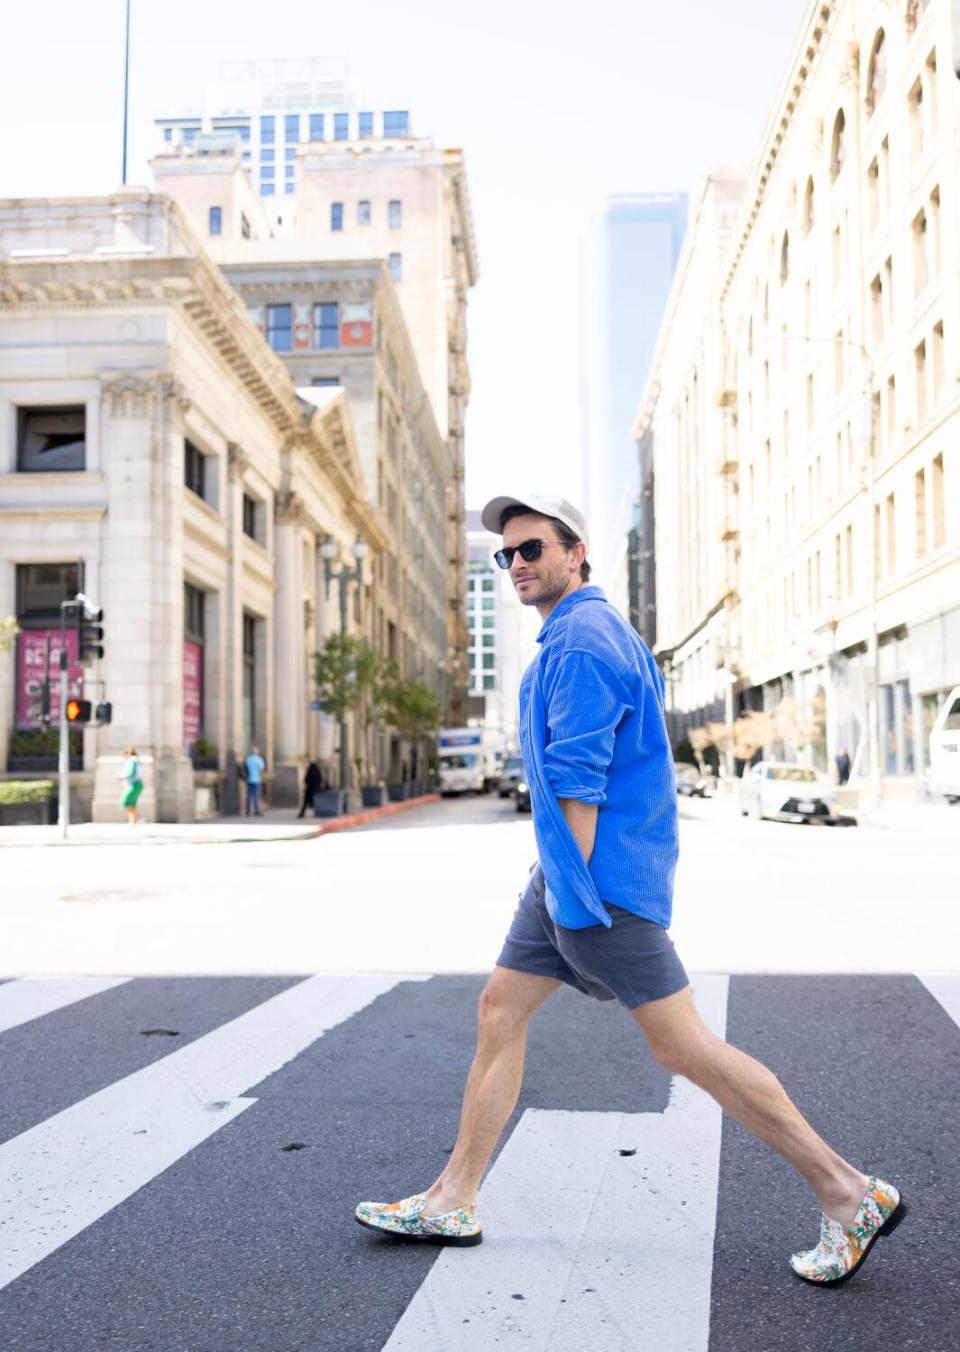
[0,0,808,510]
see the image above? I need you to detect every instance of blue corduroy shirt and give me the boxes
[518,585,679,930]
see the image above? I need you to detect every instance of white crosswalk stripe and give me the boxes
[0,973,423,1290]
[384,976,728,1352]
[0,976,132,1034]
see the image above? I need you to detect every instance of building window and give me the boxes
[870,275,883,346]
[266,303,293,351]
[208,205,222,236]
[16,561,82,622]
[866,30,887,113]
[908,75,924,161]
[388,200,402,230]
[830,108,846,180]
[802,177,815,234]
[17,406,86,473]
[284,146,297,162]
[383,110,409,137]
[915,468,927,557]
[779,231,789,284]
[886,492,896,574]
[313,302,339,348]
[932,453,945,548]
[311,375,340,387]
[358,111,374,138]
[886,374,897,442]
[284,113,300,142]
[184,439,207,499]
[240,213,251,239]
[261,148,275,164]
[483,674,496,691]
[309,113,324,141]
[163,127,173,142]
[284,182,295,195]
[285,165,295,180]
[389,252,402,282]
[912,208,928,294]
[866,157,879,231]
[242,493,259,541]
[261,183,275,197]
[331,202,343,231]
[260,115,275,145]
[357,199,371,225]
[834,330,845,393]
[932,320,945,398]
[334,112,349,141]
[915,339,927,420]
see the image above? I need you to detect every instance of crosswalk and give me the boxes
[0,971,956,1351]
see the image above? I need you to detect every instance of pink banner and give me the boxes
[16,629,83,730]
[183,640,203,751]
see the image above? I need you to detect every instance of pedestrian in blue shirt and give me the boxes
[244,746,265,817]
[355,493,905,1284]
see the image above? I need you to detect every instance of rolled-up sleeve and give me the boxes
[541,650,633,804]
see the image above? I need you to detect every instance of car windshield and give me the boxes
[943,698,960,732]
[766,766,817,782]
[442,754,477,769]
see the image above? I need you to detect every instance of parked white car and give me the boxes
[739,761,838,823]
[928,686,960,803]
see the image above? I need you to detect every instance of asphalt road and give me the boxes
[0,969,956,1350]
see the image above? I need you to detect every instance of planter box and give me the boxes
[312,789,346,817]
[190,756,219,772]
[7,757,82,773]
[0,799,53,826]
[361,785,387,808]
[387,783,408,803]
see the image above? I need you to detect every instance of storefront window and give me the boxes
[184,583,205,755]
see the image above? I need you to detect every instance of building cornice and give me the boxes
[720,1,836,303]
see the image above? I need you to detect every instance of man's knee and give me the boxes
[478,968,554,1038]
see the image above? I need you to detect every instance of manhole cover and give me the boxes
[58,889,162,904]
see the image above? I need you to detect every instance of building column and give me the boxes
[272,493,306,806]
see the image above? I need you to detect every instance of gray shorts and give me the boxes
[496,863,689,1010]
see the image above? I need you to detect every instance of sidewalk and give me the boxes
[0,794,441,848]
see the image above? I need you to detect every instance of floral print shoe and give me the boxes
[790,1176,907,1285]
[355,1192,483,1247]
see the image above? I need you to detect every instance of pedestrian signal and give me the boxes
[94,701,113,727]
[65,698,93,725]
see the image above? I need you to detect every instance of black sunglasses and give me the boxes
[494,538,559,570]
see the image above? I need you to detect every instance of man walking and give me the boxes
[244,745,265,817]
[356,493,906,1285]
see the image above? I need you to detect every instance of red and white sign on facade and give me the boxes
[293,302,312,350]
[340,303,374,347]
[183,640,203,752]
[16,629,83,730]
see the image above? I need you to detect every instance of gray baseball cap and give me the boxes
[480,493,589,550]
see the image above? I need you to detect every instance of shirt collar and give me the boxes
[535,585,607,644]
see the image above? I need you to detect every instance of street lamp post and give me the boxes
[321,534,367,811]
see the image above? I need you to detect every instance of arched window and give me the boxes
[747,316,754,356]
[803,177,815,233]
[780,232,790,283]
[830,109,847,180]
[763,282,769,321]
[867,31,886,113]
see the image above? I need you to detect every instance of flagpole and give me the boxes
[121,0,131,185]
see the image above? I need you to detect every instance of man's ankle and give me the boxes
[424,1180,476,1214]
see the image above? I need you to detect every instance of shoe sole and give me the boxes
[792,1196,908,1287]
[354,1214,483,1246]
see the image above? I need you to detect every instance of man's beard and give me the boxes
[516,569,570,606]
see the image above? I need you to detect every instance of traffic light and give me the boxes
[94,701,113,727]
[65,698,93,725]
[76,605,104,665]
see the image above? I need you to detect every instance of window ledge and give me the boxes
[0,470,103,487]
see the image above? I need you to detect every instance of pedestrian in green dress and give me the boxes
[119,746,144,825]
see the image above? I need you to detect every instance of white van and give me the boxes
[928,686,960,802]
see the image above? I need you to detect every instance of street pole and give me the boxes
[57,630,69,840]
[338,571,349,807]
[121,0,132,186]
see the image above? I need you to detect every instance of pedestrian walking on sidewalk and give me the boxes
[118,746,144,826]
[298,761,324,818]
[244,746,265,817]
[835,748,851,785]
[355,492,907,1286]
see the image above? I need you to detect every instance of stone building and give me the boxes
[0,191,386,820]
[639,0,960,795]
[150,89,478,722]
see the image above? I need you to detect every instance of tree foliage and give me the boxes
[0,616,20,652]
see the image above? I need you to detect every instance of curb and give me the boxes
[311,794,441,836]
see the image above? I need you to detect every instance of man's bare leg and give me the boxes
[423,966,561,1215]
[632,986,869,1227]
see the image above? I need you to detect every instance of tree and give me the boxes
[0,617,19,652]
[688,726,713,771]
[730,709,776,769]
[379,678,441,782]
[312,635,397,785]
